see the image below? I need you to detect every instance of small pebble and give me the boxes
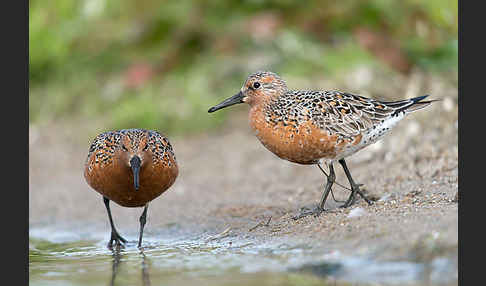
[347,207,367,218]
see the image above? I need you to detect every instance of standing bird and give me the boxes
[208,71,435,218]
[84,129,178,248]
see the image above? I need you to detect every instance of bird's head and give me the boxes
[208,71,287,113]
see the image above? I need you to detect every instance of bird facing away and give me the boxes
[208,71,436,218]
[84,129,178,248]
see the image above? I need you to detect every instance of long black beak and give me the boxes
[130,155,141,191]
[208,91,244,113]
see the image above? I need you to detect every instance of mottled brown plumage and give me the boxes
[84,129,178,248]
[208,71,436,218]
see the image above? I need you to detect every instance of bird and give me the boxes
[84,128,179,248]
[208,71,436,218]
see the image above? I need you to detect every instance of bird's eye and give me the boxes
[253,82,261,89]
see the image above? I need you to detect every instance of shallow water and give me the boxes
[29,225,457,286]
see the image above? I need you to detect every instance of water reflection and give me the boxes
[109,248,151,286]
[141,250,151,286]
[109,249,120,286]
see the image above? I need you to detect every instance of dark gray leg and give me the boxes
[317,162,336,210]
[292,162,336,219]
[338,159,372,207]
[104,197,127,249]
[138,204,149,248]
[317,162,347,203]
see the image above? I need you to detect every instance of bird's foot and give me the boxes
[340,198,356,209]
[340,184,373,208]
[292,206,325,220]
[107,231,127,250]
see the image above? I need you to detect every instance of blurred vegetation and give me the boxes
[29,0,457,136]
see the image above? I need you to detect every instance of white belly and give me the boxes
[331,113,405,162]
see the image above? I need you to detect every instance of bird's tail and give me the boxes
[383,95,439,116]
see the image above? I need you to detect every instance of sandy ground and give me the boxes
[29,72,458,272]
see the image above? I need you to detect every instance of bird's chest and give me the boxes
[248,107,345,164]
[85,159,178,207]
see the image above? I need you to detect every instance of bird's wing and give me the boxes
[291,91,433,138]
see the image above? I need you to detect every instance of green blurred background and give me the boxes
[29,0,458,137]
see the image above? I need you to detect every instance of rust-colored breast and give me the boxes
[249,107,361,164]
[84,130,179,207]
[84,152,178,207]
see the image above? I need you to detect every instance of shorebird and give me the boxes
[208,71,435,218]
[84,129,178,248]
